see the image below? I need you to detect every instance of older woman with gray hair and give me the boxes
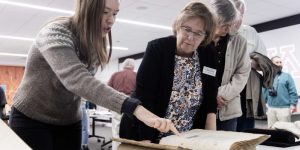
[120,1,218,143]
[204,0,251,131]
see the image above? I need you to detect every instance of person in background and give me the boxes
[263,56,298,128]
[108,58,137,150]
[231,0,268,132]
[0,86,7,120]
[120,1,218,143]
[206,0,251,131]
[9,0,178,149]
[81,100,89,150]
[108,58,137,96]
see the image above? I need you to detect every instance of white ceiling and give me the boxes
[0,0,300,66]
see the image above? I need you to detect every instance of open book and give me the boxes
[115,129,269,150]
[114,138,188,150]
[159,129,270,150]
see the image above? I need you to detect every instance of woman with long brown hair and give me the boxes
[9,0,178,149]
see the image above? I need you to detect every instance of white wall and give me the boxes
[259,24,300,92]
[95,59,119,84]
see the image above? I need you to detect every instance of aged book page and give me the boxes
[117,143,161,150]
[159,129,270,150]
[114,138,190,150]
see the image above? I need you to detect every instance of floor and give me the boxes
[88,123,112,150]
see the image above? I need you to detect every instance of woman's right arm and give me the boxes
[37,22,128,114]
[132,40,165,141]
[133,105,179,135]
[37,23,178,135]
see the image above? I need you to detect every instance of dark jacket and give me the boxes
[0,87,7,119]
[120,36,218,143]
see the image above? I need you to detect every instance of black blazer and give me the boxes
[120,36,218,143]
[0,87,6,108]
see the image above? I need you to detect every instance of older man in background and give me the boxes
[231,0,268,132]
[108,58,136,150]
[263,56,298,128]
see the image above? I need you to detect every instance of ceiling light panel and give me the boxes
[0,52,27,57]
[0,35,34,41]
[0,0,73,14]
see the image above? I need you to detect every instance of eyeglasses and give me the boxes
[180,26,206,40]
[218,22,233,30]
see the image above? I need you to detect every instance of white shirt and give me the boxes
[238,25,267,55]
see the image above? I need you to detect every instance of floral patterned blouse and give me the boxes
[159,51,203,138]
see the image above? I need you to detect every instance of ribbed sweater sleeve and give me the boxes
[36,22,128,112]
[13,20,138,125]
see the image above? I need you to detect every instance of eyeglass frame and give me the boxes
[180,25,206,40]
[218,21,234,30]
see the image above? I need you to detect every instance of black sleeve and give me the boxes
[121,97,141,115]
[135,40,163,142]
[193,46,218,129]
[203,46,218,114]
[120,40,162,142]
[0,87,6,107]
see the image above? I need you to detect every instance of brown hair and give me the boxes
[70,0,112,68]
[172,1,216,46]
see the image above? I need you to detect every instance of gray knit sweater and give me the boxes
[13,19,128,125]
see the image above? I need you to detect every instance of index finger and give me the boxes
[170,123,180,136]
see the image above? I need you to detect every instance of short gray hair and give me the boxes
[122,58,135,69]
[210,0,238,25]
[232,0,246,11]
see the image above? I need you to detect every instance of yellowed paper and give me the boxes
[159,129,270,150]
[114,138,189,150]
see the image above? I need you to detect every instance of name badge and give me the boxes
[203,66,216,77]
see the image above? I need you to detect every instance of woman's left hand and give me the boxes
[217,96,227,108]
[133,105,180,135]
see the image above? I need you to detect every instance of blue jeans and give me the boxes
[81,102,89,145]
[217,118,237,131]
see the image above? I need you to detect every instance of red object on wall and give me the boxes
[0,66,25,105]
